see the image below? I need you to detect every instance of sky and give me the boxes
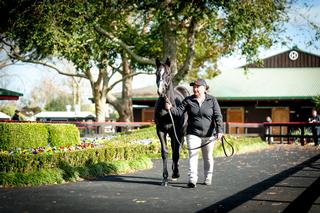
[1,0,320,107]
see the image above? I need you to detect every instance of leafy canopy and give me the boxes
[1,0,288,80]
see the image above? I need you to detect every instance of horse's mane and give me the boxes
[174,85,190,98]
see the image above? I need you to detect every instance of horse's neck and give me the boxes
[165,83,176,106]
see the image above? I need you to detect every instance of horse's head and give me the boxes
[155,58,172,97]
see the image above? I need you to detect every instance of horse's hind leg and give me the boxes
[157,129,169,186]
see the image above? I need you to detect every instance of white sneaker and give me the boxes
[204,178,212,185]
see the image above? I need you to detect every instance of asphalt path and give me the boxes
[0,145,319,213]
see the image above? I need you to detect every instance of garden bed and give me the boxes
[0,125,269,187]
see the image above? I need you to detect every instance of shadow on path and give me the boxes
[93,175,163,186]
[93,175,193,188]
[198,154,320,213]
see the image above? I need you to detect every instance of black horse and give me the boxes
[154,58,189,186]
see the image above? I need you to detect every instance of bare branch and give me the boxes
[106,71,154,93]
[0,61,12,69]
[1,36,87,78]
[8,52,87,78]
[106,92,120,108]
[109,63,122,76]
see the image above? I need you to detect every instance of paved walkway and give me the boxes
[0,145,319,213]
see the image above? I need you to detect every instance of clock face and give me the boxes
[289,50,299,61]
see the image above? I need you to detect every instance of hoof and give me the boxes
[172,173,180,179]
[161,180,168,187]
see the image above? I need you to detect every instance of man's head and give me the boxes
[312,109,318,117]
[190,79,209,97]
[190,79,209,89]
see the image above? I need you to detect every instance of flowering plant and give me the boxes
[0,141,98,155]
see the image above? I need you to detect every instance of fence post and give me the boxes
[268,125,272,144]
[280,125,283,144]
[301,125,305,146]
[226,122,230,134]
[287,126,290,144]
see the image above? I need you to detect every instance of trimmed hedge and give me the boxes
[0,168,65,186]
[0,123,48,149]
[46,124,80,147]
[0,157,153,186]
[0,124,269,187]
[0,123,79,149]
[0,143,158,173]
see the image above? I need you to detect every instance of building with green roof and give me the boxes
[0,88,23,101]
[131,48,320,126]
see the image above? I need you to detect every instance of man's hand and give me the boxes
[217,133,223,140]
[309,118,315,123]
[209,135,216,141]
[165,102,172,110]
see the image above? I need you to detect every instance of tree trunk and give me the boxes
[118,52,133,123]
[95,99,106,122]
[162,20,177,81]
[72,77,81,110]
[93,89,106,122]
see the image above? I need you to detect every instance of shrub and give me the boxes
[0,168,65,186]
[46,124,79,147]
[0,143,159,173]
[0,123,48,149]
[0,157,153,187]
[0,123,79,150]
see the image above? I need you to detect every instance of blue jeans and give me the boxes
[312,127,320,145]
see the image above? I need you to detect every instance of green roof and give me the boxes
[0,88,23,97]
[208,68,320,100]
[129,67,320,101]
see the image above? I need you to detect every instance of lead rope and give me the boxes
[165,96,183,156]
[165,95,234,156]
[221,136,234,157]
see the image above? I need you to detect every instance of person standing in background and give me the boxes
[309,109,320,147]
[265,116,273,143]
[11,110,21,121]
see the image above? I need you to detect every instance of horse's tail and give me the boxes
[174,85,190,98]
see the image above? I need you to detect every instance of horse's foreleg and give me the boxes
[169,130,181,180]
[157,130,168,186]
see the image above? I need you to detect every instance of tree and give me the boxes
[96,0,288,84]
[44,95,73,111]
[1,0,289,122]
[0,104,16,117]
[28,77,64,108]
[0,0,147,122]
[265,0,320,53]
[313,96,320,111]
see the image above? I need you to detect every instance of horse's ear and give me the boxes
[156,58,161,67]
[165,58,170,67]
